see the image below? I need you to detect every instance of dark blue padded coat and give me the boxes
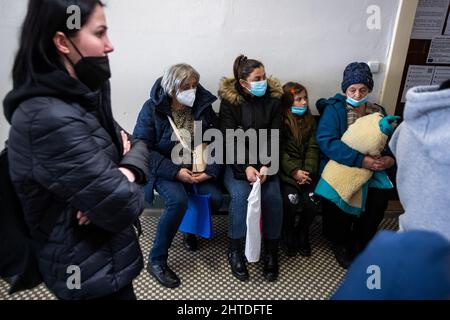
[133,78,221,204]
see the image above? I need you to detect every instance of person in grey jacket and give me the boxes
[2,0,148,300]
[389,83,450,241]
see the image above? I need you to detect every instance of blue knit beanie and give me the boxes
[342,62,374,93]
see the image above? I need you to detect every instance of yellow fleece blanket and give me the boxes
[316,113,393,214]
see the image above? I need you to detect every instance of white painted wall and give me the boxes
[0,0,400,147]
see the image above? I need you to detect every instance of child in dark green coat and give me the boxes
[280,82,320,257]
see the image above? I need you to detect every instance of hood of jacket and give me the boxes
[316,93,347,115]
[389,85,450,241]
[149,77,217,118]
[3,69,121,152]
[218,77,283,106]
[391,85,450,165]
[3,69,100,124]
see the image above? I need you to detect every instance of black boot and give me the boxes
[183,233,198,252]
[263,239,279,282]
[297,229,312,257]
[281,199,298,257]
[331,243,355,269]
[227,238,249,281]
[297,210,315,257]
[281,226,297,257]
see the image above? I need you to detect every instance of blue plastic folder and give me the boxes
[179,184,213,239]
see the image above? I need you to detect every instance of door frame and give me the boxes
[380,0,419,115]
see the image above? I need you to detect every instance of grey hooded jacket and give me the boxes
[390,85,450,241]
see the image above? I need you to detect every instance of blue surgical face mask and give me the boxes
[346,96,369,108]
[245,79,268,97]
[291,106,308,116]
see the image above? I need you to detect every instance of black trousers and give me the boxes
[281,183,316,247]
[322,188,388,253]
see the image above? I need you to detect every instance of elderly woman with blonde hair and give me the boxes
[133,64,223,288]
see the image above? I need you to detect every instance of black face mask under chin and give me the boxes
[65,36,111,91]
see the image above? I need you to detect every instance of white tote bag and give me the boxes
[167,116,207,173]
[245,177,262,263]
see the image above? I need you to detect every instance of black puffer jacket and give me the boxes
[4,75,148,299]
[218,77,283,180]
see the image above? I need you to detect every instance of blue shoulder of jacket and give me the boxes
[316,93,346,115]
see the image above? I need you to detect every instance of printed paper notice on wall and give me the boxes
[401,65,436,103]
[427,36,450,63]
[432,66,450,84]
[411,0,450,40]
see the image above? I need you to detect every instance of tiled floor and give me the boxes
[0,215,399,300]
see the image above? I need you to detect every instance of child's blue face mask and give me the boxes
[291,106,308,116]
[346,96,369,108]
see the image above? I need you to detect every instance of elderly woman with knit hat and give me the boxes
[315,62,396,269]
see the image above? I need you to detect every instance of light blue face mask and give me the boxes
[346,96,369,108]
[247,80,268,97]
[291,106,308,116]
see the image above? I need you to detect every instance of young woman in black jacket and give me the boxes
[3,0,148,300]
[219,55,283,282]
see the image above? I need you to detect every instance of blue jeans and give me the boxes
[223,166,283,240]
[149,179,223,264]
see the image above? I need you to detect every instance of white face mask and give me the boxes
[176,88,196,107]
